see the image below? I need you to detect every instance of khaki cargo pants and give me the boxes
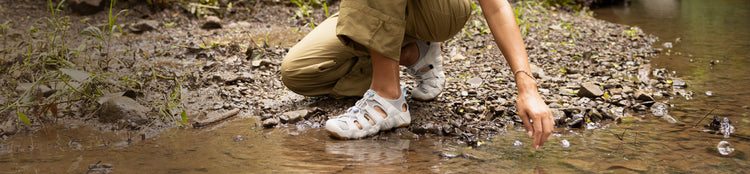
[281,0,471,97]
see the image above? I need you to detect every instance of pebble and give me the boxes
[671,79,687,88]
[650,102,669,117]
[98,96,149,123]
[201,16,222,29]
[279,109,309,124]
[262,118,279,128]
[720,117,734,138]
[662,115,677,124]
[578,82,604,98]
[662,42,673,48]
[128,20,159,34]
[561,139,570,148]
[513,140,523,147]
[634,90,655,101]
[705,91,713,96]
[717,141,734,156]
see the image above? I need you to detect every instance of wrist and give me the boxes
[514,70,538,94]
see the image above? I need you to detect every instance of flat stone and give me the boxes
[213,72,238,83]
[650,102,669,117]
[551,109,566,125]
[634,90,654,101]
[15,83,55,98]
[99,96,149,123]
[586,109,603,122]
[548,103,563,108]
[279,110,308,124]
[262,117,279,128]
[578,82,603,98]
[672,78,687,88]
[559,87,577,96]
[662,114,677,124]
[637,64,651,82]
[129,20,159,34]
[68,0,104,15]
[529,63,545,78]
[202,16,222,30]
[621,86,634,94]
[0,119,18,136]
[609,88,623,94]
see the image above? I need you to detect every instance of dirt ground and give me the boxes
[0,0,689,146]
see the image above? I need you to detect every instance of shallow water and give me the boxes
[2,0,750,173]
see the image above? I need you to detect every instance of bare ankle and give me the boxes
[370,87,401,100]
[399,43,419,67]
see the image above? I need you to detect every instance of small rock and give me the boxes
[662,115,677,124]
[440,151,459,158]
[202,16,222,30]
[99,96,149,123]
[551,109,566,125]
[279,109,309,124]
[578,82,604,98]
[1,120,17,136]
[717,141,734,156]
[621,86,634,94]
[68,0,104,15]
[720,117,735,138]
[15,83,55,98]
[561,139,570,148]
[234,135,244,142]
[616,99,630,107]
[212,72,238,83]
[650,102,669,117]
[467,77,482,88]
[262,118,279,128]
[609,88,623,95]
[586,109,603,122]
[559,87,577,96]
[87,162,114,174]
[671,79,687,88]
[252,59,273,68]
[129,20,159,34]
[529,63,545,78]
[513,140,523,147]
[548,103,563,108]
[705,91,713,96]
[634,90,655,101]
[662,42,673,48]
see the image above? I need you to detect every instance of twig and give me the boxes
[693,108,716,127]
[192,108,240,128]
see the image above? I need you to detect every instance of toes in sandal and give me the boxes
[325,88,411,139]
[407,41,445,101]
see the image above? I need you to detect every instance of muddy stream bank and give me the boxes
[1,0,748,173]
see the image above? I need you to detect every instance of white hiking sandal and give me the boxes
[325,88,411,139]
[407,41,445,101]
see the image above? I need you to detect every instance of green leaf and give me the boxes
[18,113,31,126]
[79,26,104,41]
[181,110,188,124]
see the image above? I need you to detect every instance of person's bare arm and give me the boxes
[478,0,554,149]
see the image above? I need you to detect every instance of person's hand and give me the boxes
[516,91,554,149]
